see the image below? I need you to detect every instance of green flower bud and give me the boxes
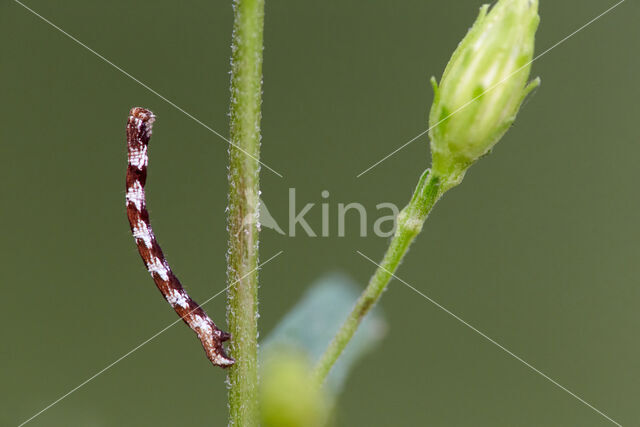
[260,350,331,427]
[429,0,541,182]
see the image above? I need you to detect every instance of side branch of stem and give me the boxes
[313,171,443,384]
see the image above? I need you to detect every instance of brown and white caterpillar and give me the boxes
[125,107,234,367]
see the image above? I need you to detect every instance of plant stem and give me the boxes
[313,170,444,384]
[226,0,265,425]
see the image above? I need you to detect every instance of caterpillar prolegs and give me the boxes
[125,107,234,367]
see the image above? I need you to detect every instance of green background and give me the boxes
[1,0,637,425]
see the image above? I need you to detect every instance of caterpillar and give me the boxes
[125,107,234,367]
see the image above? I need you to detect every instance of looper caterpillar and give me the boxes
[125,107,233,367]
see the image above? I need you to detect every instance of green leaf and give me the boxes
[261,273,387,394]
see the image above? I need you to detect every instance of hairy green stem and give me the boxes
[226,0,265,425]
[313,170,444,384]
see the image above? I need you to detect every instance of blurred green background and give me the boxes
[1,0,638,425]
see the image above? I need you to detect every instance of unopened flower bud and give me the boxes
[260,350,330,427]
[429,0,540,181]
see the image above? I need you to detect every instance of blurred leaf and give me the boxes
[261,272,387,393]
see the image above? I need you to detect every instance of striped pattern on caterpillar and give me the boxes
[125,107,234,367]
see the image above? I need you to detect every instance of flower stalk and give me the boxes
[313,170,443,384]
[314,0,540,385]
